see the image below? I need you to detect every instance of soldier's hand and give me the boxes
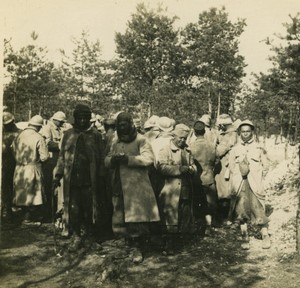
[111,153,127,165]
[111,155,120,165]
[188,166,195,174]
[118,154,128,165]
[52,178,61,191]
[180,165,189,174]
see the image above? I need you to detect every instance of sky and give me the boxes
[1,0,300,84]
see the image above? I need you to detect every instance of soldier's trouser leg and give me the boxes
[178,199,192,234]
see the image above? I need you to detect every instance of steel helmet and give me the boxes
[3,112,15,125]
[198,114,211,127]
[157,117,174,132]
[52,111,66,122]
[29,115,44,127]
[216,114,233,126]
[239,119,255,130]
[144,115,159,129]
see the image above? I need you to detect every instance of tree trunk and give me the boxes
[280,113,283,143]
[28,98,32,120]
[297,199,300,254]
[294,103,299,146]
[217,90,221,118]
[147,102,152,119]
[208,87,212,117]
[13,79,17,116]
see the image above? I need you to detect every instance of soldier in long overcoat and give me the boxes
[2,112,21,222]
[53,104,105,250]
[105,112,160,263]
[189,120,217,236]
[150,117,174,198]
[157,124,196,254]
[12,115,49,223]
[187,114,217,147]
[229,120,271,249]
[214,114,238,223]
[40,111,66,221]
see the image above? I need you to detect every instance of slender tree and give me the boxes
[59,30,110,114]
[115,3,184,117]
[181,7,246,119]
[3,33,62,121]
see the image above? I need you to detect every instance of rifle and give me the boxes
[52,184,58,254]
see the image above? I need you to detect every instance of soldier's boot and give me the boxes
[240,223,250,250]
[68,235,82,252]
[127,237,144,264]
[204,225,215,237]
[261,227,271,249]
[162,236,175,256]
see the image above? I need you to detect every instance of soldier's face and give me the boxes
[173,134,187,149]
[240,125,253,142]
[75,114,91,130]
[53,119,64,128]
[117,121,131,135]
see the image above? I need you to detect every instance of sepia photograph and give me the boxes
[1,0,300,287]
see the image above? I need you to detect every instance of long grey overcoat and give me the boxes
[105,134,160,223]
[229,139,269,204]
[157,140,196,226]
[55,127,105,230]
[215,126,238,199]
[12,127,49,206]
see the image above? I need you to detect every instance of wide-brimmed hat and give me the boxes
[157,116,174,132]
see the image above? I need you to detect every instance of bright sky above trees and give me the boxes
[2,0,300,83]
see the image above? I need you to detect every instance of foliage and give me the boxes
[114,3,184,116]
[3,5,248,126]
[3,33,63,121]
[59,31,112,116]
[181,7,246,119]
[239,13,300,142]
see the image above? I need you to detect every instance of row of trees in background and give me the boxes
[237,13,300,144]
[3,4,300,143]
[3,5,246,125]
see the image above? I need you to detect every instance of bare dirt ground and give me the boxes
[1,142,299,288]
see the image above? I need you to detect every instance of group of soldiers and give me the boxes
[1,104,271,263]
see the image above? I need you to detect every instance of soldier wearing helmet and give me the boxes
[40,111,66,152]
[40,111,67,221]
[214,114,238,224]
[228,120,271,250]
[187,114,217,148]
[11,115,49,224]
[2,112,20,223]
